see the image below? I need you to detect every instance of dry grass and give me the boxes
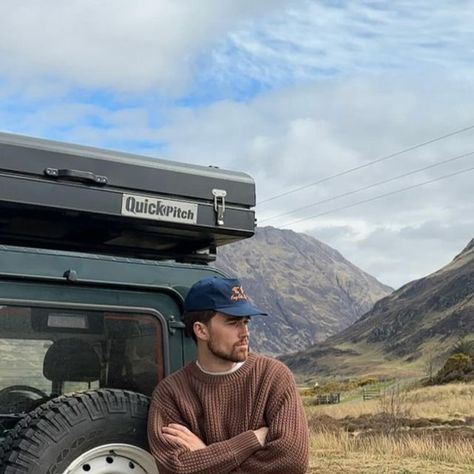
[308,452,473,474]
[309,429,474,464]
[305,382,474,473]
[405,383,474,419]
[305,382,474,420]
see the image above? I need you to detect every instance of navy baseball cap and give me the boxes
[184,277,267,317]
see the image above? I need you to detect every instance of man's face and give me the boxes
[206,312,250,363]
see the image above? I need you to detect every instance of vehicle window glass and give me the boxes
[0,304,164,416]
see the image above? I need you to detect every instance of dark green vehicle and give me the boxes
[0,133,257,473]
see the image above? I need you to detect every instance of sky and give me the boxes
[1,0,474,289]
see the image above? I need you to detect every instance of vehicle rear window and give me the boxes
[0,304,164,415]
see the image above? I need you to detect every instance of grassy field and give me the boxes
[304,382,474,473]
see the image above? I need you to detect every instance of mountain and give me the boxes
[281,237,474,379]
[213,226,392,355]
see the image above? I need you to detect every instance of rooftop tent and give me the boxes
[0,132,256,261]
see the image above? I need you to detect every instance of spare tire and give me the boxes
[0,389,159,474]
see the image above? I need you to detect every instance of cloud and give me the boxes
[312,213,474,289]
[159,71,474,185]
[4,1,472,101]
[207,0,474,91]
[0,0,289,94]
[155,71,474,288]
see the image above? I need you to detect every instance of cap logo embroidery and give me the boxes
[231,286,248,301]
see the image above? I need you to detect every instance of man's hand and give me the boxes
[162,423,207,451]
[253,427,269,447]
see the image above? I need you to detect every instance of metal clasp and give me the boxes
[212,189,227,226]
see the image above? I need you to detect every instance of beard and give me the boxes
[207,338,249,363]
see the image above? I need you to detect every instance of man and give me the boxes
[147,277,309,474]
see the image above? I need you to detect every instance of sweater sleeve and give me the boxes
[231,363,309,474]
[147,383,262,474]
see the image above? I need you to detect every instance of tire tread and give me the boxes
[0,389,149,474]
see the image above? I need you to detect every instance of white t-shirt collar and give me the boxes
[195,360,245,375]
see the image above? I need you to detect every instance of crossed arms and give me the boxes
[148,396,264,474]
[162,423,269,452]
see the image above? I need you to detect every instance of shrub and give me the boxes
[451,338,474,357]
[299,387,316,397]
[357,376,379,387]
[434,352,473,384]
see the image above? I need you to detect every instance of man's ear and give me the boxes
[193,321,209,341]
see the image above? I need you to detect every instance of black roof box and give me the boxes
[0,132,256,262]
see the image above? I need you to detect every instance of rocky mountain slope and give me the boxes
[281,237,474,378]
[213,226,392,355]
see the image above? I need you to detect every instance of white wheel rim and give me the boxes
[63,443,159,474]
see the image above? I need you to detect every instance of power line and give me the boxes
[257,124,474,206]
[260,150,474,223]
[276,164,474,228]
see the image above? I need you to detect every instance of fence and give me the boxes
[362,387,381,401]
[314,393,340,405]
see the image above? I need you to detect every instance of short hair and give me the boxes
[183,310,215,342]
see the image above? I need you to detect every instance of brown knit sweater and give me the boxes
[147,353,309,474]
